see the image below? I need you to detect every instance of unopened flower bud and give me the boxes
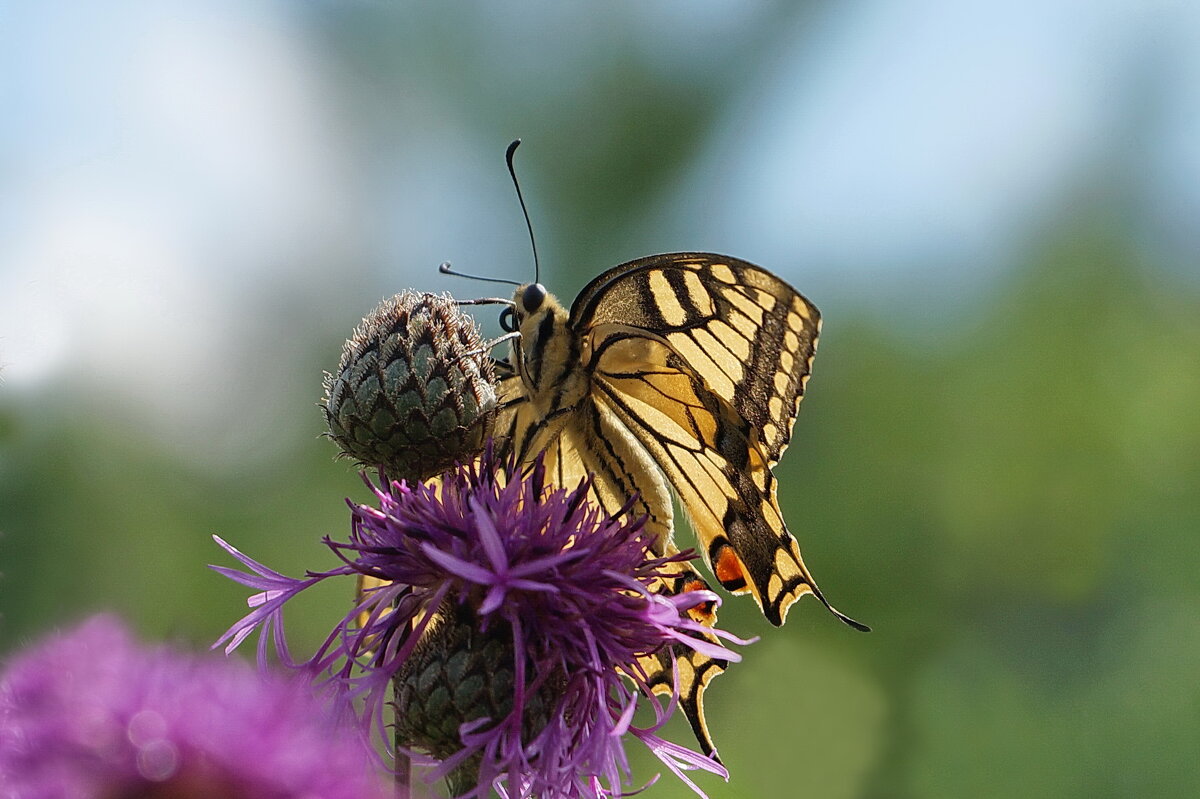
[322,291,497,481]
[392,604,565,765]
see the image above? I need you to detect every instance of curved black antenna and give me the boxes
[439,261,521,287]
[505,139,540,285]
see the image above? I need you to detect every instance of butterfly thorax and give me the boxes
[510,284,591,418]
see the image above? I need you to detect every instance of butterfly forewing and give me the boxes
[571,253,821,468]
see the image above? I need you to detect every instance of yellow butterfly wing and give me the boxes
[495,363,730,758]
[572,252,816,470]
[493,251,866,758]
[572,253,866,629]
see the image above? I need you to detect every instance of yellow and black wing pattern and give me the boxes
[496,348,730,757]
[493,252,866,757]
[570,253,865,629]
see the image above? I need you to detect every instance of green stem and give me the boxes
[394,679,411,799]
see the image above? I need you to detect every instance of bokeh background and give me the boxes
[3,2,1199,797]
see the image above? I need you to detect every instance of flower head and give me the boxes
[0,615,389,799]
[215,447,743,799]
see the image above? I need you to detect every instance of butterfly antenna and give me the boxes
[438,261,521,287]
[505,139,540,285]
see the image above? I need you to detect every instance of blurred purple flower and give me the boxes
[0,615,389,799]
[215,448,744,798]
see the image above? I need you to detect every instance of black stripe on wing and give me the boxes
[593,348,865,629]
[638,561,728,761]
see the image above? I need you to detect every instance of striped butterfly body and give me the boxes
[493,251,867,757]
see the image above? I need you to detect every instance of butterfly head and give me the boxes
[499,282,549,333]
[520,282,547,315]
[502,281,583,404]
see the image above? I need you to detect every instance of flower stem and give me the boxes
[394,679,411,799]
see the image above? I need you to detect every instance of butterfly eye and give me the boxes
[521,283,547,314]
[499,306,518,333]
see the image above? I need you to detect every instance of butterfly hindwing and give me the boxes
[495,376,730,757]
[590,337,852,627]
[496,373,670,537]
[636,558,728,761]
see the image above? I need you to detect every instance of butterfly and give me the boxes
[490,251,868,759]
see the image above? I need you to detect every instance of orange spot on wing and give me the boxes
[680,576,718,625]
[714,545,746,590]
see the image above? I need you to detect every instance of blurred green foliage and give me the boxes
[3,4,1199,798]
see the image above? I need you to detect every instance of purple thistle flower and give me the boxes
[0,615,389,799]
[214,447,745,799]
